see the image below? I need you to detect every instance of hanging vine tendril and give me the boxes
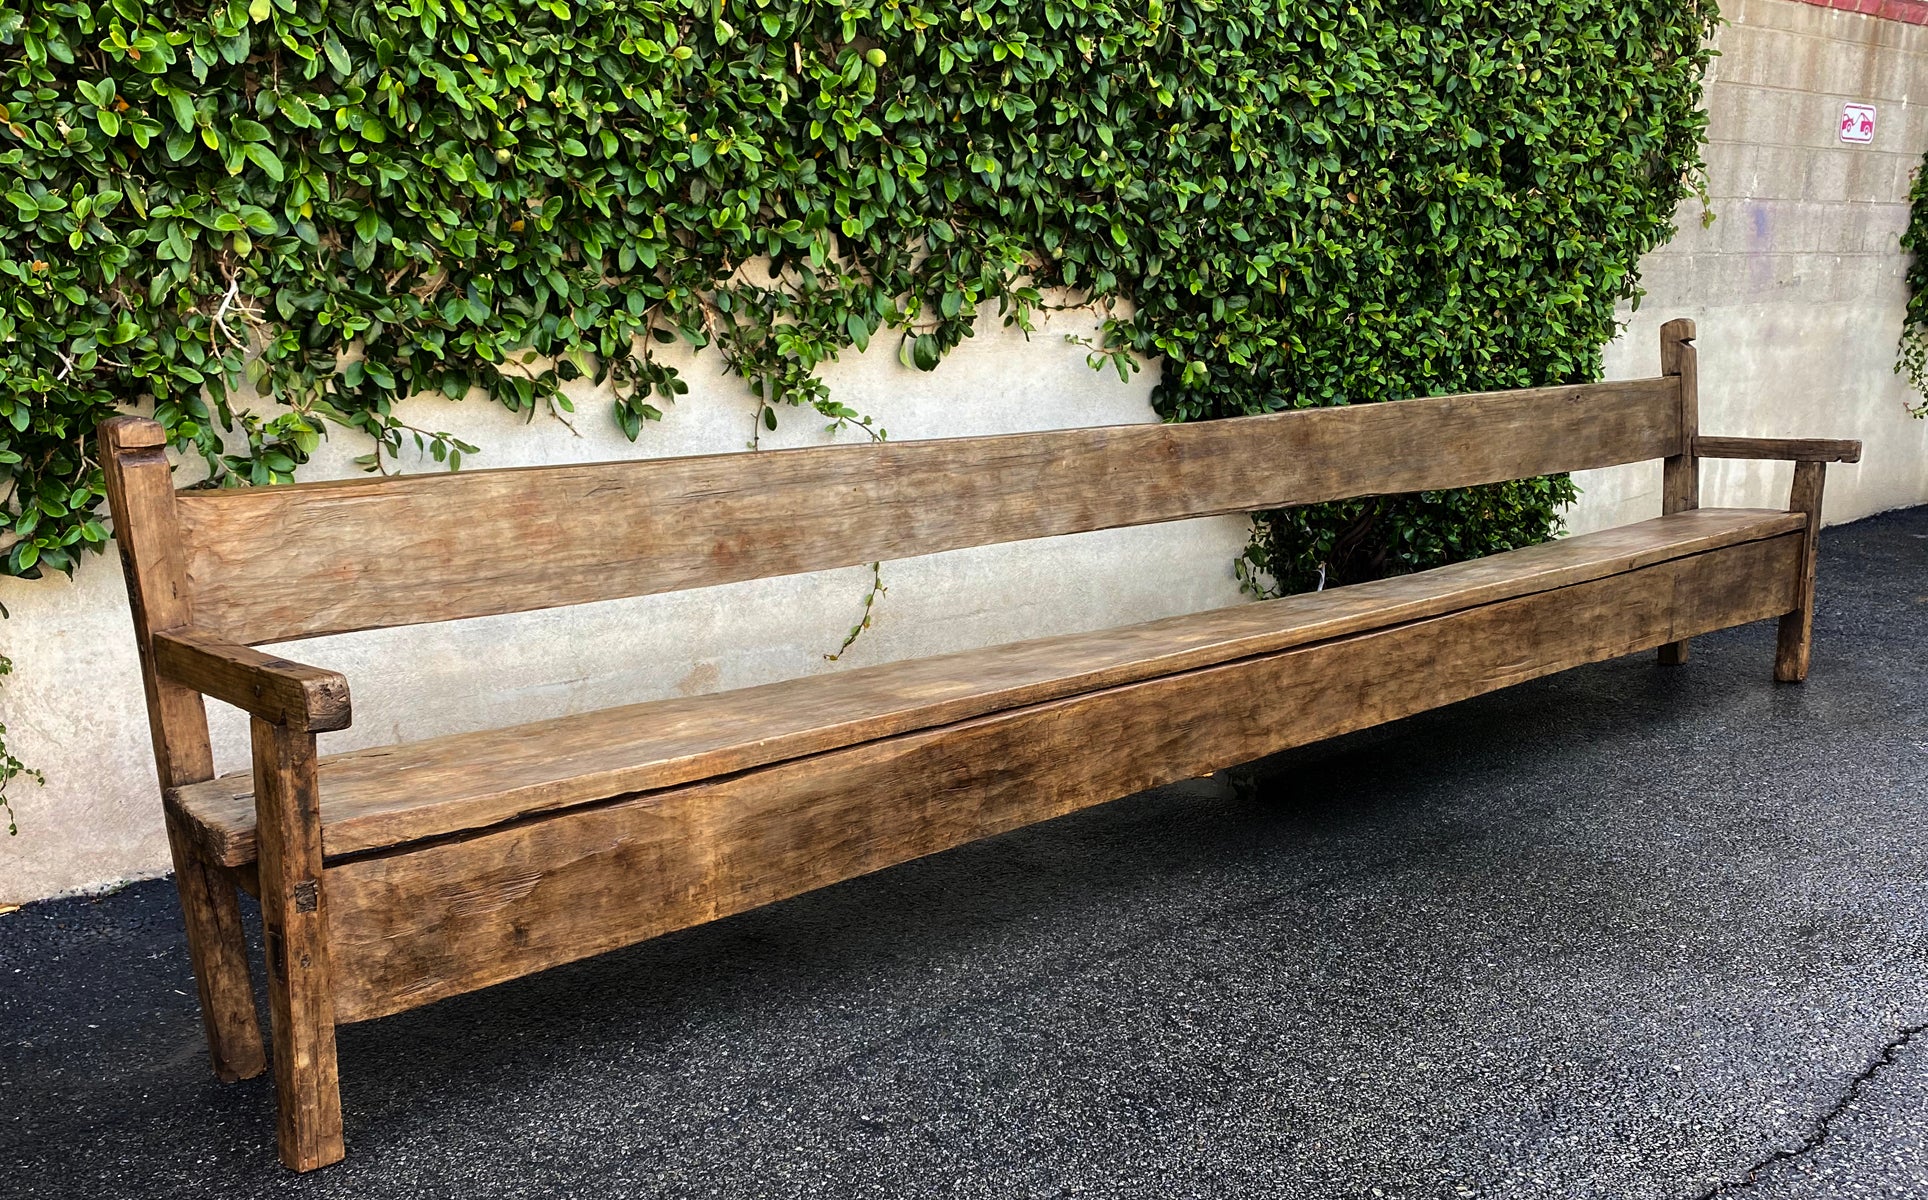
[1897,150,1928,418]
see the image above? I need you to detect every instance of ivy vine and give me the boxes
[0,649,41,835]
[1899,149,1928,418]
[1,0,1716,592]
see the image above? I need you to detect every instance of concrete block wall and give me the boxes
[1578,0,1928,531]
[3,0,1926,903]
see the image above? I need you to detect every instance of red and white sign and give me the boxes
[1840,103,1877,143]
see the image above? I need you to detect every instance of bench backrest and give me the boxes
[112,328,1698,646]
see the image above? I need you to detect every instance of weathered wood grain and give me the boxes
[1658,319,1700,665]
[100,419,215,787]
[98,417,267,1084]
[173,378,1683,644]
[163,823,267,1084]
[252,719,344,1171]
[322,533,1801,1023]
[154,630,352,733]
[171,508,1801,868]
[1775,459,1827,683]
[1694,436,1863,464]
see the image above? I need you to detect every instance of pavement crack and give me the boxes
[1690,1019,1928,1198]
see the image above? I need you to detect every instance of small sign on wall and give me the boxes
[1840,103,1877,144]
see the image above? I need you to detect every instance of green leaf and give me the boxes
[911,333,940,371]
[166,89,197,131]
[323,31,351,76]
[243,142,284,181]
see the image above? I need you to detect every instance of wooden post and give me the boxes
[1657,318,1699,665]
[1774,459,1826,683]
[253,717,345,1171]
[98,417,267,1083]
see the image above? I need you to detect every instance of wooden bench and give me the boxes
[101,319,1859,1170]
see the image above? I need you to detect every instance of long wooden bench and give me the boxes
[101,319,1859,1170]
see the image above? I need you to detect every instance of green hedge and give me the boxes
[1900,149,1928,418]
[0,0,1713,587]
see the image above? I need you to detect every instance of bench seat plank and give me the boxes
[171,507,1801,870]
[323,529,1803,1023]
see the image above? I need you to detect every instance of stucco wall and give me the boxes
[3,0,1926,904]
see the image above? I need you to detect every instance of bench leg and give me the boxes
[252,719,345,1171]
[1775,611,1812,683]
[164,813,267,1083]
[1657,318,1699,668]
[1774,460,1826,683]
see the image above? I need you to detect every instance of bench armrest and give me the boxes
[1693,436,1862,463]
[153,629,353,733]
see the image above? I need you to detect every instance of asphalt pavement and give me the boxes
[2,505,1924,1200]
